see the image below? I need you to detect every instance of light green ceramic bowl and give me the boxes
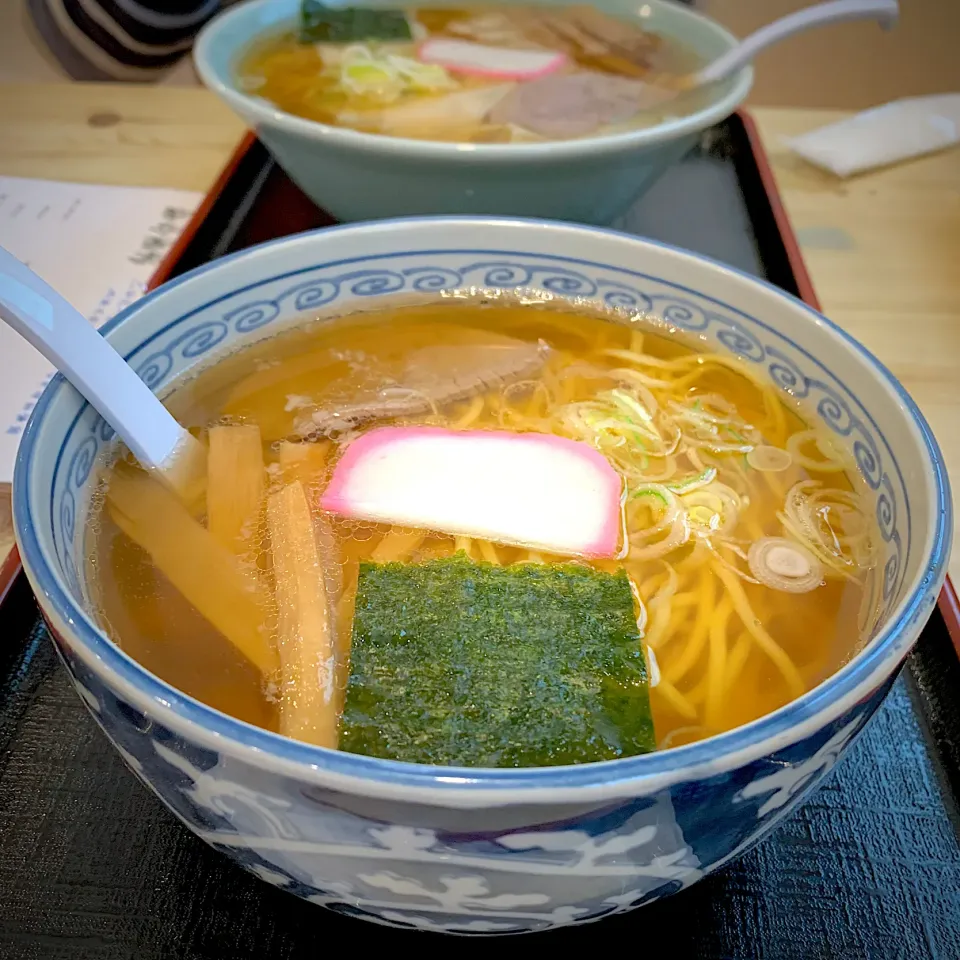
[195,0,752,224]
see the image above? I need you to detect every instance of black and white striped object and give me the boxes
[27,0,225,81]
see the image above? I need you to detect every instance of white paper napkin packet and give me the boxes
[785,94,960,177]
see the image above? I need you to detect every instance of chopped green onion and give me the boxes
[746,445,793,472]
[632,487,669,505]
[785,429,846,473]
[336,43,455,101]
[666,466,717,494]
[608,389,654,424]
[747,537,823,594]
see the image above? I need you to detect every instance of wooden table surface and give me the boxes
[0,84,958,583]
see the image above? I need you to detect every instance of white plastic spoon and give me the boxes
[0,246,206,504]
[693,0,899,88]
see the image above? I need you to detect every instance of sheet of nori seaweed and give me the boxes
[299,1,412,43]
[340,555,654,767]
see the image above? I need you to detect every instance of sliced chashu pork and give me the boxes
[300,335,546,436]
[489,70,678,139]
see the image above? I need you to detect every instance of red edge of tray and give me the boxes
[4,118,958,658]
[0,133,257,604]
[0,132,261,604]
[148,131,259,289]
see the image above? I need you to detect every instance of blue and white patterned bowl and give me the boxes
[13,219,951,934]
[194,0,752,224]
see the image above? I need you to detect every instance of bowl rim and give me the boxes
[193,0,754,162]
[13,217,952,804]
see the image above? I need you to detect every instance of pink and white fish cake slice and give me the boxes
[320,427,623,558]
[418,38,567,80]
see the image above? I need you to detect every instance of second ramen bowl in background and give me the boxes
[194,0,751,224]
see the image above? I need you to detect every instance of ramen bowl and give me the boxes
[194,0,752,224]
[13,218,950,934]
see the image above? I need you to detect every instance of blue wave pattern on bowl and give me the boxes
[52,254,907,625]
[57,634,891,934]
[34,246,933,933]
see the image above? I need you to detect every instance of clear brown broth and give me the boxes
[91,296,877,754]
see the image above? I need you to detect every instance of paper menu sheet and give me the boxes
[0,176,203,485]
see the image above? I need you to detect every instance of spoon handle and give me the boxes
[697,0,899,86]
[0,246,204,497]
